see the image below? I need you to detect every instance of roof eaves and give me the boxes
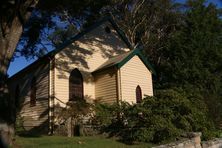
[138,52,156,75]
[92,65,118,75]
[8,56,51,80]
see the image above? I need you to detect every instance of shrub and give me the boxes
[15,114,25,135]
[93,88,216,144]
[54,98,93,136]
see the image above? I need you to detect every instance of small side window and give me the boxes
[136,85,142,103]
[30,77,36,107]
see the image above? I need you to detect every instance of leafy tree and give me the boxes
[108,0,182,67]
[0,1,40,146]
[159,0,222,125]
[0,0,39,81]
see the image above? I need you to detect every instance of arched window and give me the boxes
[69,69,83,101]
[136,85,142,103]
[15,85,20,108]
[30,77,37,107]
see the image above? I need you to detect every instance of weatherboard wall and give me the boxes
[8,62,50,133]
[119,55,153,103]
[54,21,129,106]
[94,67,117,104]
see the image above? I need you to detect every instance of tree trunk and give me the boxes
[0,11,22,145]
[0,14,24,147]
[0,17,23,77]
[0,1,39,146]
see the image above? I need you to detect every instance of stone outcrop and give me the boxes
[154,132,222,148]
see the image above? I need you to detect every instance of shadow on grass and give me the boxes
[17,132,42,138]
[97,130,136,145]
[98,125,153,146]
[16,123,49,138]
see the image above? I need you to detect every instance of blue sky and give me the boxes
[7,0,222,77]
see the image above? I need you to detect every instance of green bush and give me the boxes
[93,88,216,144]
[15,114,25,134]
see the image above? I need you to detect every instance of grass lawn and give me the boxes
[15,135,154,148]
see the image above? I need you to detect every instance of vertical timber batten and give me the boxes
[49,57,55,134]
[116,68,122,103]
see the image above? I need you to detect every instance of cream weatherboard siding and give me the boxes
[94,67,117,104]
[8,18,155,136]
[9,62,50,133]
[54,21,129,106]
[119,55,153,103]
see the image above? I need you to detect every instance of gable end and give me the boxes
[117,49,156,75]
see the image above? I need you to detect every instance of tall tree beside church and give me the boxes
[0,0,41,127]
[162,0,222,123]
[0,1,39,146]
[101,0,182,67]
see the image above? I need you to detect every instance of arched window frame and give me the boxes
[69,68,84,101]
[136,85,142,103]
[30,77,37,107]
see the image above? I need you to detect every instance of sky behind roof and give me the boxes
[7,0,222,77]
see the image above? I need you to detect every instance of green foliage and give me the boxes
[65,99,92,119]
[92,103,118,127]
[93,89,216,144]
[15,114,25,134]
[158,0,222,128]
[55,98,92,125]
[163,0,222,86]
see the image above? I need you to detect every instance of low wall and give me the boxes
[154,133,222,148]
[154,133,201,148]
[202,138,222,148]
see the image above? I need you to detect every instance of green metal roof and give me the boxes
[93,48,156,75]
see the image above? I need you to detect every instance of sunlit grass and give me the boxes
[15,135,153,148]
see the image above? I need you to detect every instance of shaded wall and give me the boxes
[94,67,117,104]
[8,61,50,134]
